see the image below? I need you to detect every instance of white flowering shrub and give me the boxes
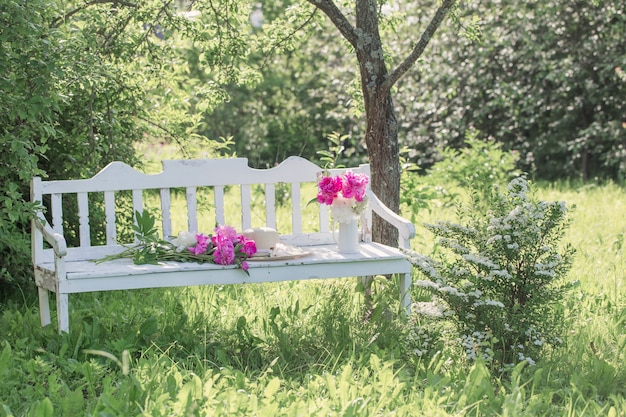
[404,177,575,370]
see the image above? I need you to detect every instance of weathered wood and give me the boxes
[31,156,416,334]
[104,191,116,245]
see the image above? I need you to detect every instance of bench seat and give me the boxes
[35,241,410,291]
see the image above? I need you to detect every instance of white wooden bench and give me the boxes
[31,156,415,333]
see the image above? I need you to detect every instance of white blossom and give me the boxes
[489,269,512,280]
[462,253,500,269]
[413,301,447,318]
[484,300,505,308]
[439,286,465,297]
[414,280,440,290]
[329,196,360,223]
[171,231,198,252]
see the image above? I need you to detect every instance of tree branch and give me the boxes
[381,0,457,95]
[306,0,358,48]
[259,9,320,70]
[52,0,138,28]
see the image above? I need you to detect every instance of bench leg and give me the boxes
[400,272,412,316]
[38,287,51,327]
[56,293,70,334]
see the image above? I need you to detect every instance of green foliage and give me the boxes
[0,0,58,297]
[405,176,576,370]
[198,3,365,168]
[398,155,439,224]
[123,210,165,265]
[218,0,625,180]
[428,130,521,199]
[316,131,348,169]
[400,0,626,180]
[399,170,438,224]
[399,134,520,225]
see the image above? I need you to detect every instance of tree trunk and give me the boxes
[355,0,400,247]
[364,93,400,246]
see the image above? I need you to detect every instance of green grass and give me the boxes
[2,150,625,416]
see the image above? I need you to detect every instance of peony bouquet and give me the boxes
[317,171,369,223]
[97,211,257,273]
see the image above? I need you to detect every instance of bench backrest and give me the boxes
[31,156,372,262]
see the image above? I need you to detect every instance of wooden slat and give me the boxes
[319,203,330,233]
[51,193,63,235]
[131,190,144,243]
[132,189,143,215]
[104,191,116,245]
[160,188,172,240]
[241,184,251,230]
[37,160,375,247]
[214,186,225,225]
[265,183,276,229]
[291,183,302,234]
[77,192,90,247]
[30,178,44,264]
[186,186,198,233]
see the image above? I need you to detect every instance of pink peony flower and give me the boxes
[342,171,368,201]
[241,261,249,271]
[239,236,257,256]
[317,175,343,205]
[189,233,211,255]
[213,240,236,265]
[214,224,238,243]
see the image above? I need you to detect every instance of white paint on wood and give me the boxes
[291,183,302,234]
[132,189,143,219]
[51,193,63,234]
[214,185,225,225]
[104,191,116,245]
[186,186,198,233]
[241,184,252,230]
[265,184,277,229]
[160,188,172,240]
[77,192,90,247]
[38,288,51,326]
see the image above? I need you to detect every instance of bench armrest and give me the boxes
[34,215,67,258]
[366,190,416,249]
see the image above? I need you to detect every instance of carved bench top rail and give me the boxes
[35,156,331,193]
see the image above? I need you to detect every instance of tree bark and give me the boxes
[365,95,400,245]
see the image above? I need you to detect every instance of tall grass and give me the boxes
[1,149,624,415]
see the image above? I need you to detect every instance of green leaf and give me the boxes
[263,377,281,399]
[28,398,54,417]
[1,404,15,417]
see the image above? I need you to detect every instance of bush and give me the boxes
[0,0,59,298]
[427,130,521,196]
[404,176,575,371]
